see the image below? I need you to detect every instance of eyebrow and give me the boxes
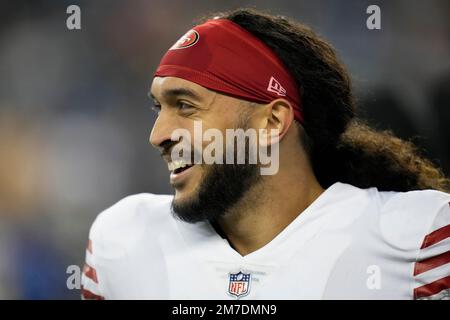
[148,87,202,102]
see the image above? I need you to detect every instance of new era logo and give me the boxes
[267,76,286,96]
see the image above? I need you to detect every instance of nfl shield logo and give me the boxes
[228,271,251,299]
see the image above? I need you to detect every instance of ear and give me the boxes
[259,98,295,146]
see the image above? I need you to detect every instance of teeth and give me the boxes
[167,160,190,172]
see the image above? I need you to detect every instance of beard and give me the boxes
[171,161,260,223]
[171,123,262,224]
[170,108,262,223]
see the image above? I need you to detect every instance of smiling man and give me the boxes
[81,9,450,300]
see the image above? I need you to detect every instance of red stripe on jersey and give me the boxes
[87,239,93,254]
[81,286,104,300]
[83,263,98,283]
[420,224,450,249]
[414,275,450,299]
[414,250,450,276]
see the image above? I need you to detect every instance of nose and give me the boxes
[149,109,178,150]
[149,111,172,149]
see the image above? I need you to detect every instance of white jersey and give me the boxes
[81,182,450,300]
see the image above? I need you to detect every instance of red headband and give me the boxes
[154,19,303,123]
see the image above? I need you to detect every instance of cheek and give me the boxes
[201,105,241,130]
[196,163,211,181]
[190,164,212,189]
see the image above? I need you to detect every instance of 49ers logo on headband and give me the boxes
[169,29,199,50]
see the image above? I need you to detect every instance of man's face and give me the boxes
[149,76,260,222]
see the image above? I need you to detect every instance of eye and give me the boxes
[151,104,161,115]
[177,102,194,111]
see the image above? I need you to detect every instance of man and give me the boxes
[81,9,449,299]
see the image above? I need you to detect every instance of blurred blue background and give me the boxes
[0,0,449,299]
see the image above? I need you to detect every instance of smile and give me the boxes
[167,160,194,174]
[168,160,195,184]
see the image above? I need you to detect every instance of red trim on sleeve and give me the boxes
[414,275,450,299]
[414,251,450,276]
[420,224,450,249]
[81,286,105,300]
[83,263,99,284]
[87,239,93,254]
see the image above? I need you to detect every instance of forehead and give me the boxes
[150,76,213,99]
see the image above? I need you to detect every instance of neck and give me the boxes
[216,155,324,256]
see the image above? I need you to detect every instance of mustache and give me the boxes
[160,143,204,164]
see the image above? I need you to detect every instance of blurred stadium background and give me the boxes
[0,0,449,299]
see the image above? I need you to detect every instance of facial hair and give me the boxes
[171,112,261,223]
[171,160,260,223]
